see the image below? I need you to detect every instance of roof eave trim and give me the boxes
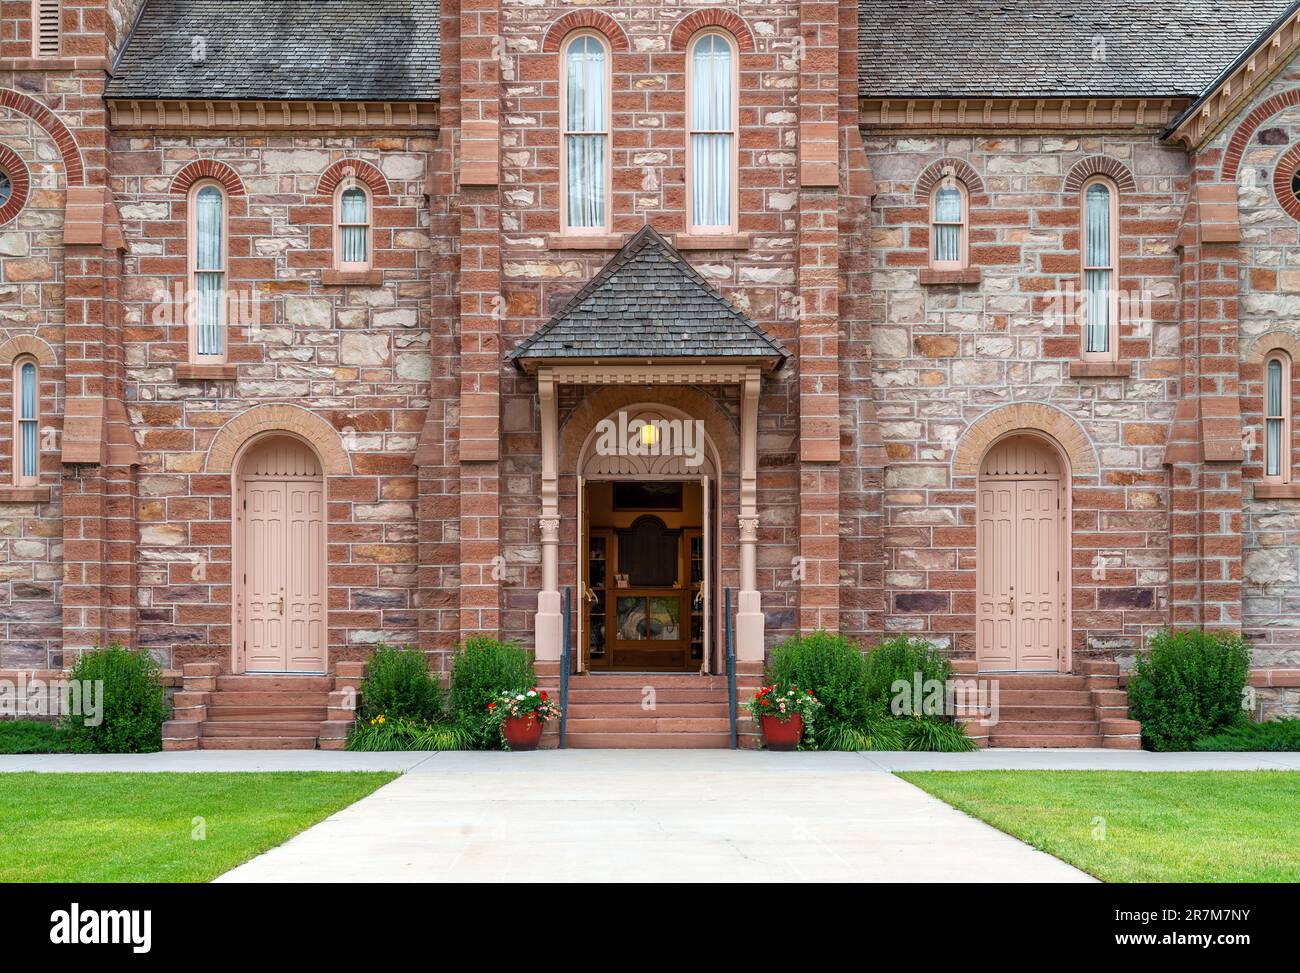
[105,97,439,132]
[511,354,787,376]
[859,96,1187,131]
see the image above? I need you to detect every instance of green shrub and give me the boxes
[60,645,167,754]
[358,644,443,723]
[347,716,471,752]
[449,636,535,748]
[1127,628,1251,751]
[0,720,69,754]
[1194,718,1300,752]
[864,635,954,716]
[767,631,873,741]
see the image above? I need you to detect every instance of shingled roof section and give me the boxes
[507,226,789,369]
[107,0,439,102]
[859,0,1290,99]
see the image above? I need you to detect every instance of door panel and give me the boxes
[1016,482,1060,670]
[976,484,1016,670]
[245,482,286,671]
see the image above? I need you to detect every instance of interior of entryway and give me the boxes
[579,478,716,672]
[975,433,1069,673]
[235,435,328,674]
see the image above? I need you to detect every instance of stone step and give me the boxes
[565,702,730,718]
[1100,718,1142,735]
[1102,736,1142,750]
[972,674,1088,690]
[564,732,733,749]
[202,721,325,737]
[995,705,1097,721]
[994,689,1092,705]
[566,688,728,704]
[991,720,1100,736]
[565,717,730,734]
[216,675,333,692]
[987,735,1104,748]
[205,705,329,721]
[199,736,319,750]
[568,674,730,689]
[202,690,331,707]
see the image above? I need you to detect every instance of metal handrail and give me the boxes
[559,586,571,750]
[725,587,737,749]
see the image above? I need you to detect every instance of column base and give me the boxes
[534,590,563,662]
[736,589,765,662]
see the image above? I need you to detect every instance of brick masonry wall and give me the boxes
[864,133,1188,663]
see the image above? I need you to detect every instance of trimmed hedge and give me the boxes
[1127,629,1251,752]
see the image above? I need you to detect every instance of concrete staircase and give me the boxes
[163,662,363,750]
[953,660,1141,749]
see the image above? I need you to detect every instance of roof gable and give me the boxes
[506,226,788,369]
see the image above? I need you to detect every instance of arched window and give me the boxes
[335,178,372,270]
[0,170,11,210]
[688,31,736,232]
[1265,351,1292,483]
[13,357,37,486]
[930,173,967,269]
[1081,177,1118,360]
[189,180,226,361]
[562,33,610,231]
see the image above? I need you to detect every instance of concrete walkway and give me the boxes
[213,750,1098,882]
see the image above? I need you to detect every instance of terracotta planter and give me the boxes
[760,713,804,751]
[502,712,543,751]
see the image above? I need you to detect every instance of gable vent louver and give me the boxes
[35,0,61,57]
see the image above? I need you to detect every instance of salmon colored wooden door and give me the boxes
[976,436,1065,672]
[240,438,327,672]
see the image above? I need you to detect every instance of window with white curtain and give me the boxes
[191,182,225,359]
[337,180,371,269]
[1082,178,1116,359]
[14,358,37,485]
[689,32,735,231]
[1265,353,1291,482]
[931,176,966,268]
[563,33,609,231]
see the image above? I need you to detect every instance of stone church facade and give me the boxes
[2,0,1299,731]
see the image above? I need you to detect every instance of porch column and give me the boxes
[736,368,765,660]
[534,369,563,660]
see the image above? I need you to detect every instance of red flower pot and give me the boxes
[761,713,804,751]
[502,713,543,751]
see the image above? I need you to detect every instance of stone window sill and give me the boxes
[176,363,238,381]
[919,267,981,286]
[546,233,627,251]
[674,233,751,251]
[1254,483,1300,499]
[0,486,50,503]
[1069,360,1132,378]
[322,269,383,285]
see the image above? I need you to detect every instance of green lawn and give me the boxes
[0,772,396,882]
[900,770,1300,882]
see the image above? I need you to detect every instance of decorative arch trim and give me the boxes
[317,159,391,198]
[1247,329,1300,364]
[1272,145,1300,221]
[670,10,756,52]
[0,145,30,226]
[914,158,984,200]
[206,405,350,475]
[171,159,245,196]
[560,387,739,473]
[1064,156,1136,194]
[0,88,84,187]
[953,404,1098,476]
[0,335,56,367]
[1223,89,1300,183]
[542,12,630,52]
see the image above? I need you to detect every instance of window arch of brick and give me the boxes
[170,159,245,197]
[1272,144,1300,221]
[317,159,390,198]
[0,335,56,368]
[1064,156,1136,194]
[914,158,984,201]
[953,403,1099,477]
[670,10,755,52]
[542,12,630,53]
[0,146,30,226]
[0,87,84,187]
[1222,89,1300,184]
[205,404,351,475]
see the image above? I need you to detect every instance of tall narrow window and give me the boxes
[562,34,609,231]
[190,182,226,360]
[689,32,736,232]
[14,359,37,486]
[1265,352,1291,483]
[931,175,967,268]
[335,179,372,270]
[33,0,61,57]
[1082,178,1117,359]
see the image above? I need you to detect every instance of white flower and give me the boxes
[515,694,526,701]
[526,690,537,697]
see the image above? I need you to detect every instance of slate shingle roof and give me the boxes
[507,227,789,368]
[859,0,1292,99]
[107,0,439,101]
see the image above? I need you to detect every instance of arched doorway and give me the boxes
[235,436,327,673]
[976,433,1070,672]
